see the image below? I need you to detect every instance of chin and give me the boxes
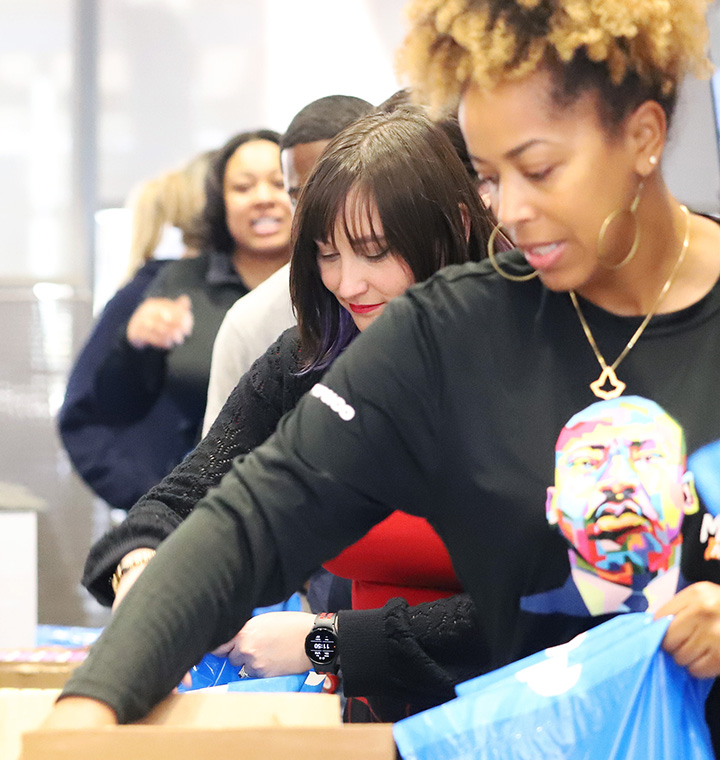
[253,240,290,256]
[537,271,571,293]
[538,267,591,295]
[353,314,379,331]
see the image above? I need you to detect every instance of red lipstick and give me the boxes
[349,303,382,315]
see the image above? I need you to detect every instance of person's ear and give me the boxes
[624,100,667,177]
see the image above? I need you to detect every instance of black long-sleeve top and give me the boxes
[64,255,720,749]
[83,325,487,714]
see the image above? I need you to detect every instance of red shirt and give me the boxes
[324,510,462,609]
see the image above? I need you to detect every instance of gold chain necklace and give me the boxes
[570,204,691,400]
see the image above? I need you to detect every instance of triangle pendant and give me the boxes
[590,366,626,400]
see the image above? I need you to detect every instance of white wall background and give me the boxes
[0,0,408,289]
[0,0,719,291]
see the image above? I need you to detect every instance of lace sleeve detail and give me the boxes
[82,327,316,605]
[338,593,488,702]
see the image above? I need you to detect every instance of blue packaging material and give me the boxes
[35,625,104,648]
[176,659,325,694]
[393,614,714,760]
[251,591,302,616]
[176,653,243,691]
[225,671,325,693]
[177,591,309,693]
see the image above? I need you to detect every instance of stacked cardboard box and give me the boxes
[0,647,85,689]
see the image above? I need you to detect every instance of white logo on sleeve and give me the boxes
[309,383,356,421]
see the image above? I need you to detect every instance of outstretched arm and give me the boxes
[83,328,313,606]
[209,592,487,702]
[55,298,443,724]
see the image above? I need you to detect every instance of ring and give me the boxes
[239,665,250,678]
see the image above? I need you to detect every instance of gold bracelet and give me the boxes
[111,549,156,595]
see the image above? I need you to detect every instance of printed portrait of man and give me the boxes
[521,396,698,617]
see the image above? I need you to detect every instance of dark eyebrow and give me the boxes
[349,235,387,245]
[470,139,550,164]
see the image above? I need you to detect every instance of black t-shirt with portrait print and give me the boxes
[63,250,720,751]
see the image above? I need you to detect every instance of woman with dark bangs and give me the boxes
[80,106,495,722]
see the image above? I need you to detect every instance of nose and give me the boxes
[337,255,369,301]
[253,180,276,205]
[601,485,635,504]
[598,454,638,502]
[496,177,534,235]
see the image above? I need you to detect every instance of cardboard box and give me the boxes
[135,690,343,727]
[4,689,354,760]
[21,724,396,760]
[0,642,88,689]
[0,689,60,760]
[0,658,82,689]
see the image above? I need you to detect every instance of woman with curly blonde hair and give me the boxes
[45,1,720,748]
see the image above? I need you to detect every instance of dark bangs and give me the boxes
[290,107,495,373]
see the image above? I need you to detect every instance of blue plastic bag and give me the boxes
[223,671,325,693]
[393,614,714,760]
[35,624,103,648]
[176,655,325,694]
[178,591,311,693]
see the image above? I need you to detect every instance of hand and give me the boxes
[111,562,147,612]
[40,697,118,729]
[211,611,315,678]
[655,581,720,678]
[126,294,193,350]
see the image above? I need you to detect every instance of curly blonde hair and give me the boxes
[397,0,712,123]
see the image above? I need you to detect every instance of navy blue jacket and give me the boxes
[58,261,192,510]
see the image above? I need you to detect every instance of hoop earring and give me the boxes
[487,223,539,282]
[597,180,644,270]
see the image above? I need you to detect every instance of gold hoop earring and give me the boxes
[597,180,644,270]
[487,223,539,282]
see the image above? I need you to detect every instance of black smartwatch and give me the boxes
[304,612,340,674]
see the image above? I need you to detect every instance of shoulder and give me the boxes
[250,326,317,404]
[98,260,168,310]
[329,252,546,390]
[261,326,303,372]
[374,251,544,346]
[162,253,211,279]
[238,263,290,306]
[222,266,293,337]
[145,254,209,293]
[409,252,538,311]
[123,259,168,289]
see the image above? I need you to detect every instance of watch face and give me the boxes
[305,629,337,664]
